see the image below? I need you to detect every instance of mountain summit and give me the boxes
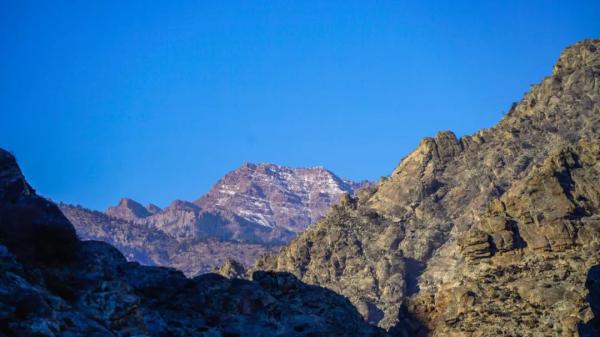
[106,197,158,221]
[195,163,367,232]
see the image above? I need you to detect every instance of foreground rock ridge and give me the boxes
[60,163,365,275]
[256,38,600,336]
[0,149,385,336]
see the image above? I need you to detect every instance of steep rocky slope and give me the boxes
[256,39,600,336]
[60,164,364,275]
[406,140,600,336]
[0,148,385,337]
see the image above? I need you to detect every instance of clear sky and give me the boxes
[1,1,599,210]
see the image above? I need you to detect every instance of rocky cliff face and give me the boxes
[0,148,385,337]
[256,39,600,336]
[408,140,600,337]
[60,164,364,275]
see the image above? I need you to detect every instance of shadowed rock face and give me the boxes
[0,149,77,264]
[256,38,600,335]
[60,164,365,275]
[0,150,385,336]
[580,264,600,336]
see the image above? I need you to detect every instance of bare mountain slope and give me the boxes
[256,39,600,336]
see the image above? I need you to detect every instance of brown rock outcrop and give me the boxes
[410,140,600,336]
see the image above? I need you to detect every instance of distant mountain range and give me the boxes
[60,163,368,275]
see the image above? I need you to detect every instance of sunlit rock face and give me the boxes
[0,149,386,337]
[60,163,366,275]
[256,39,600,336]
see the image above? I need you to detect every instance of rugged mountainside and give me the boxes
[60,164,364,275]
[256,39,600,336]
[409,140,600,337]
[0,148,385,337]
[59,203,272,275]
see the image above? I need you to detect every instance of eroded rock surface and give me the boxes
[408,140,600,336]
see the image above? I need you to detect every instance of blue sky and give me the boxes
[1,1,599,210]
